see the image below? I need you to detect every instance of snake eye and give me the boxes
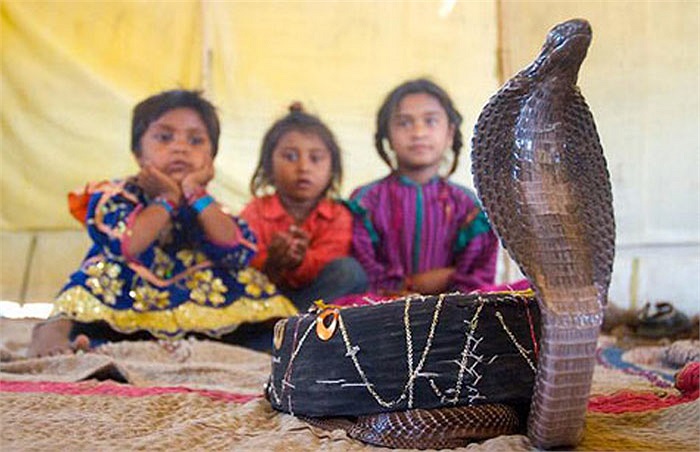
[315,308,339,341]
[273,318,287,350]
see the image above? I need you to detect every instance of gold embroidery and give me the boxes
[186,269,228,306]
[237,268,277,298]
[52,286,298,339]
[176,249,207,267]
[153,248,175,279]
[130,285,171,311]
[84,262,124,305]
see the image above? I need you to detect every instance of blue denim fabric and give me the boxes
[283,257,368,312]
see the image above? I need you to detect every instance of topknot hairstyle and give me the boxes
[374,78,463,176]
[250,102,343,197]
[131,89,220,157]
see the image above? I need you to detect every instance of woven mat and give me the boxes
[1,336,269,395]
[1,318,697,451]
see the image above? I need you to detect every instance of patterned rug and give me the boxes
[1,318,698,451]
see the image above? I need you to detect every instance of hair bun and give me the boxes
[289,101,304,113]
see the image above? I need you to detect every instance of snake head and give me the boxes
[526,18,592,83]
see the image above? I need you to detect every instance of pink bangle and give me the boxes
[151,196,178,216]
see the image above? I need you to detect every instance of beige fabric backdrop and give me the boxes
[1,1,205,229]
[4,1,697,237]
[1,1,698,313]
[1,0,499,229]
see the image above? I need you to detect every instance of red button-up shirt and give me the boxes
[240,194,353,288]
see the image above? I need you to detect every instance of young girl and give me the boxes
[240,103,367,311]
[348,78,500,295]
[28,89,296,357]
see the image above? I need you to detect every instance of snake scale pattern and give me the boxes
[471,18,615,448]
[270,18,614,450]
[304,403,519,449]
[348,404,520,449]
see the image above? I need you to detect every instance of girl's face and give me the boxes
[388,92,455,178]
[271,130,333,203]
[138,107,213,183]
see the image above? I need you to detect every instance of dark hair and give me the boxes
[250,102,343,196]
[131,89,220,157]
[375,78,463,176]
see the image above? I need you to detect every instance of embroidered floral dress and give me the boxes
[53,179,297,339]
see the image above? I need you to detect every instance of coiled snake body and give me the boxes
[268,18,614,450]
[303,403,520,449]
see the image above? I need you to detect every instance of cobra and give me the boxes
[268,18,614,450]
[471,17,614,448]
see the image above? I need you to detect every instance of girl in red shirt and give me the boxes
[240,103,367,311]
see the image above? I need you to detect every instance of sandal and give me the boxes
[636,302,691,339]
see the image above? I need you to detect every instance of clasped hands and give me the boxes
[265,225,309,276]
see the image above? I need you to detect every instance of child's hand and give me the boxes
[266,232,296,270]
[287,225,309,267]
[138,164,182,204]
[407,267,455,295]
[182,160,214,199]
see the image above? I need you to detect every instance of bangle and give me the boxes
[151,196,178,216]
[191,194,215,214]
[185,186,207,205]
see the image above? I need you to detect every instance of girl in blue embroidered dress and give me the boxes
[28,90,295,357]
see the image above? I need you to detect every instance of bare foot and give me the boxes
[27,318,91,358]
[73,334,91,352]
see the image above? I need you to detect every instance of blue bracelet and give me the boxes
[191,194,215,214]
[152,196,177,216]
